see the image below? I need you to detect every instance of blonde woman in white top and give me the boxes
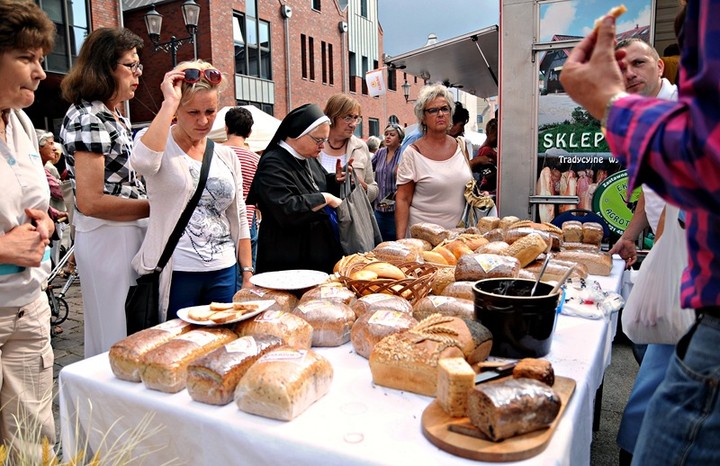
[395,84,472,237]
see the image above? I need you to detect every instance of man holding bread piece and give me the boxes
[560,1,720,464]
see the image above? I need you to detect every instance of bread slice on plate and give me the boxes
[188,307,215,321]
[210,302,234,311]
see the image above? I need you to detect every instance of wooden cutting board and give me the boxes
[421,376,576,462]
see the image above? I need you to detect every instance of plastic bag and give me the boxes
[621,204,695,344]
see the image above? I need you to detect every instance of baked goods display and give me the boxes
[234,310,313,350]
[467,378,562,441]
[351,310,418,359]
[291,299,356,347]
[109,319,194,382]
[140,327,237,393]
[186,334,283,405]
[234,347,334,421]
[412,295,474,321]
[350,293,413,319]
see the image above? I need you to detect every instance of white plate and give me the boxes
[250,269,330,290]
[176,300,275,326]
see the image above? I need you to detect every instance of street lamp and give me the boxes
[402,80,416,103]
[144,0,200,67]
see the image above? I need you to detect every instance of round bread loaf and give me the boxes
[292,299,356,347]
[299,283,356,306]
[351,310,418,359]
[350,293,413,319]
[234,286,297,313]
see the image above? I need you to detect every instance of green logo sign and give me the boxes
[592,170,642,235]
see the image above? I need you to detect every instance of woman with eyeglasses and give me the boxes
[130,60,253,321]
[395,84,473,238]
[247,103,344,274]
[321,94,379,203]
[372,123,405,240]
[60,27,149,357]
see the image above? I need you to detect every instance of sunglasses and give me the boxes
[183,68,222,85]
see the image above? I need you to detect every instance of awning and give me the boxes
[384,25,499,98]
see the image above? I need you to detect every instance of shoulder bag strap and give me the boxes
[153,139,215,271]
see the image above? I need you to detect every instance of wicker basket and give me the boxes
[339,261,438,304]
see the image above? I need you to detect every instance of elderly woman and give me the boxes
[320,94,379,202]
[0,0,56,452]
[36,130,65,214]
[131,60,253,320]
[60,27,149,357]
[395,84,473,238]
[372,123,405,241]
[247,103,343,274]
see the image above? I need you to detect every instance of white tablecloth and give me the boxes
[59,259,625,466]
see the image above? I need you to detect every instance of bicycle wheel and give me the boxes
[51,297,69,326]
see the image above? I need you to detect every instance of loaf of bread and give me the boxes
[233,286,297,313]
[561,221,583,243]
[140,327,237,393]
[467,378,562,441]
[186,334,283,405]
[582,222,604,245]
[475,241,510,255]
[498,216,521,230]
[412,295,474,322]
[432,246,458,265]
[504,227,552,249]
[524,258,588,282]
[461,318,493,364]
[396,237,432,252]
[440,281,475,301]
[369,314,473,396]
[476,216,500,234]
[560,241,601,252]
[292,299,356,347]
[503,232,549,268]
[430,267,457,295]
[443,239,475,260]
[555,250,613,276]
[372,241,421,263]
[109,319,195,382]
[350,293,413,319]
[299,283,357,306]
[436,357,475,417]
[454,234,489,251]
[234,310,313,350]
[512,358,555,386]
[351,310,418,359]
[455,253,521,281]
[482,228,505,243]
[422,250,450,265]
[234,347,334,421]
[410,222,452,246]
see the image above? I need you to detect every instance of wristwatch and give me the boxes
[601,91,629,132]
[241,266,255,274]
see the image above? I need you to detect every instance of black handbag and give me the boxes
[125,140,215,334]
[336,167,382,254]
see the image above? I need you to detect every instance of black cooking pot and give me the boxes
[473,278,561,358]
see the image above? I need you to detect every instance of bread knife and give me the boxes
[474,362,517,384]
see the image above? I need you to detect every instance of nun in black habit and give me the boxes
[247,104,345,274]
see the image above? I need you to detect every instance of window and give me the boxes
[328,44,334,85]
[237,100,274,117]
[349,51,356,92]
[361,56,369,95]
[233,5,272,79]
[360,0,367,17]
[312,0,321,11]
[388,115,399,125]
[388,68,397,91]
[321,41,327,84]
[309,37,315,81]
[369,118,380,137]
[301,34,307,79]
[39,0,90,73]
[354,120,363,138]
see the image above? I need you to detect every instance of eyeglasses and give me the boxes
[342,114,362,124]
[424,106,451,115]
[119,62,143,74]
[306,134,329,146]
[183,68,223,85]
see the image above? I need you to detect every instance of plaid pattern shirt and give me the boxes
[60,100,146,200]
[606,0,720,309]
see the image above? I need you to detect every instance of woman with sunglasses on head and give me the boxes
[395,84,473,238]
[371,123,405,240]
[321,94,379,203]
[131,60,253,321]
[247,103,344,274]
[60,27,149,357]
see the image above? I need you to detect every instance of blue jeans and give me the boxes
[168,264,237,320]
[374,210,396,242]
[632,315,720,465]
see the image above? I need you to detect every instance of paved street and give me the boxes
[48,274,638,464]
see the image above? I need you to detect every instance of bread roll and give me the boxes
[512,358,555,386]
[430,267,457,295]
[234,347,334,421]
[467,378,561,441]
[350,293,413,319]
[235,310,313,349]
[482,228,505,243]
[396,237,432,252]
[503,232,548,268]
[109,319,194,382]
[186,334,283,405]
[455,254,521,281]
[422,250,449,265]
[334,253,375,274]
[369,314,473,396]
[440,281,476,301]
[562,221,583,243]
[292,299,356,347]
[476,216,500,234]
[475,241,510,255]
[433,246,458,265]
[140,328,237,393]
[299,283,356,305]
[372,241,421,263]
[555,250,613,275]
[582,222,604,245]
[233,286,297,313]
[351,310,418,359]
[410,223,451,246]
[413,295,474,322]
[362,261,406,280]
[455,234,489,251]
[444,239,475,260]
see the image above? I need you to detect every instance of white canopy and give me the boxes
[209,105,281,153]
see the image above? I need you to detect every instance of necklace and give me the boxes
[327,139,347,151]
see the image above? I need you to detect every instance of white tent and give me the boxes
[208,105,281,153]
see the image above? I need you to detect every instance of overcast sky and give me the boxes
[378,0,500,57]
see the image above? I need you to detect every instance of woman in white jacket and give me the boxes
[131,60,253,321]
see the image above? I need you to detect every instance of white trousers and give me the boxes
[75,223,145,358]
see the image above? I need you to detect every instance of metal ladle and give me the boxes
[530,253,553,296]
